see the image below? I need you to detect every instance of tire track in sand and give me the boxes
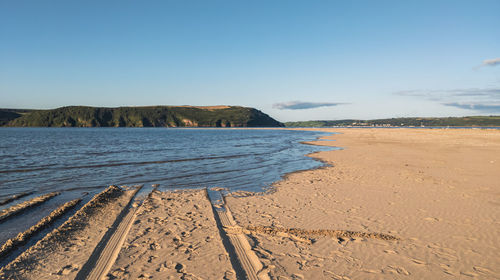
[75,186,143,280]
[209,191,270,280]
[0,186,137,279]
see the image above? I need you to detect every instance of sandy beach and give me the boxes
[1,128,499,279]
[227,128,500,279]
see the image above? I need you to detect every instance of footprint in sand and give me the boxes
[156,262,168,272]
[174,263,185,274]
[223,270,236,280]
[149,242,161,250]
[461,271,479,277]
[383,265,410,276]
[361,269,380,274]
[442,269,455,276]
[218,254,229,261]
[107,268,128,279]
[473,266,493,274]
[433,250,458,262]
[411,258,425,265]
[439,264,456,276]
[324,270,352,280]
[55,264,80,276]
[138,273,152,279]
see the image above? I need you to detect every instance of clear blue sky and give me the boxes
[1,0,499,121]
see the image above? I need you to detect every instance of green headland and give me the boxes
[0,106,284,127]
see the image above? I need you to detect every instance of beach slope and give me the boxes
[226,128,500,279]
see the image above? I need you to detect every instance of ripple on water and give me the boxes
[0,128,337,244]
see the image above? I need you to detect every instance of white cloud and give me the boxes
[482,58,500,67]
[272,101,348,110]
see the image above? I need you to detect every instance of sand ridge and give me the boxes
[0,186,138,279]
[0,191,34,206]
[0,198,81,260]
[0,192,60,223]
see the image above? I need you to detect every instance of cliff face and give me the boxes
[3,106,284,128]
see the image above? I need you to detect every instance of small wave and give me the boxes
[116,161,278,188]
[0,152,272,174]
[81,147,173,156]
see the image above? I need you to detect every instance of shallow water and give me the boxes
[0,128,336,245]
[0,128,334,196]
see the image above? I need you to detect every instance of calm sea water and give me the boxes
[0,128,334,198]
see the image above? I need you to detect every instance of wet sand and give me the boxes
[0,128,499,279]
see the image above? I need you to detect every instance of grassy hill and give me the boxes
[285,116,500,127]
[0,109,34,126]
[1,106,284,127]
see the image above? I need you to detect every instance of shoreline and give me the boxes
[226,128,500,279]
[0,128,498,279]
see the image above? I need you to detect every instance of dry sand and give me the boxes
[226,128,500,279]
[1,128,499,279]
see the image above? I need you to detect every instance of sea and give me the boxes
[0,128,336,252]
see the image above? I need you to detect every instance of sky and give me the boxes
[1,0,499,122]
